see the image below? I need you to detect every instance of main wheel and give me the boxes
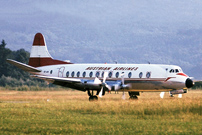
[93,96,98,100]
[128,92,139,100]
[129,95,138,100]
[89,96,98,101]
[89,96,93,101]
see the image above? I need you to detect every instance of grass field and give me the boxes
[0,89,202,135]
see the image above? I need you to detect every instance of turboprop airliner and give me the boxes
[7,33,194,101]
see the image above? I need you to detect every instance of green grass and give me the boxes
[0,90,202,134]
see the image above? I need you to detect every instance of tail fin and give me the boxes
[28,33,72,67]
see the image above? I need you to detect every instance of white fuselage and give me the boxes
[36,63,189,92]
[7,33,194,100]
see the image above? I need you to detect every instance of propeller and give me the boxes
[160,92,165,98]
[99,72,109,97]
[121,72,126,100]
[94,77,102,84]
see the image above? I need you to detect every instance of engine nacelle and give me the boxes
[170,89,187,95]
[82,80,101,90]
[111,84,121,91]
[111,84,131,91]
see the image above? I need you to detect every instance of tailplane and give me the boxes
[7,59,41,73]
[29,33,72,67]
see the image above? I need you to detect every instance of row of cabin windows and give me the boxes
[66,71,151,79]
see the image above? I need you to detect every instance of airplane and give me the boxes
[7,33,195,101]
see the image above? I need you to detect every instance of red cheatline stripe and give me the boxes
[32,33,45,46]
[164,77,176,82]
[176,73,188,77]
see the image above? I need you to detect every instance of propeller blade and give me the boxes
[99,87,103,97]
[178,94,182,98]
[94,77,102,84]
[103,72,108,83]
[98,72,108,98]
[122,91,126,100]
[121,72,125,85]
[160,92,165,98]
[120,72,126,100]
[105,84,111,91]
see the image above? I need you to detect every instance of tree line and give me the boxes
[0,40,48,88]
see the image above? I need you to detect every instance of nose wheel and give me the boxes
[128,92,139,100]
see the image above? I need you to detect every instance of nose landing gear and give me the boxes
[128,92,139,100]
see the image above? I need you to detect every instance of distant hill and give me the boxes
[1,0,202,79]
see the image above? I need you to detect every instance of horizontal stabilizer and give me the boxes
[6,59,41,73]
[32,75,81,83]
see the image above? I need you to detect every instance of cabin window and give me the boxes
[146,72,151,78]
[89,72,93,78]
[108,71,113,78]
[139,72,143,78]
[83,72,86,77]
[77,71,80,77]
[50,70,53,74]
[96,71,100,77]
[115,72,119,78]
[66,71,69,77]
[71,71,75,77]
[101,72,104,78]
[128,72,132,78]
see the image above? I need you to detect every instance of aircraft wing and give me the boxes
[32,75,110,91]
[32,75,82,84]
[7,59,41,73]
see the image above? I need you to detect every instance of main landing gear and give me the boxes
[87,90,139,101]
[128,92,139,100]
[87,90,100,101]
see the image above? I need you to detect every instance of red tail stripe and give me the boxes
[33,33,45,46]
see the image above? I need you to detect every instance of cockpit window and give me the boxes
[170,69,181,73]
[169,69,174,73]
[175,69,179,73]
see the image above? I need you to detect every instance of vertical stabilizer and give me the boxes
[28,33,72,67]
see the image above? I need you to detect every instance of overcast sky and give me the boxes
[1,0,202,78]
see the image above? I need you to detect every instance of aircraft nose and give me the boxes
[185,78,194,88]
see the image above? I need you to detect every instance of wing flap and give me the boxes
[7,59,41,73]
